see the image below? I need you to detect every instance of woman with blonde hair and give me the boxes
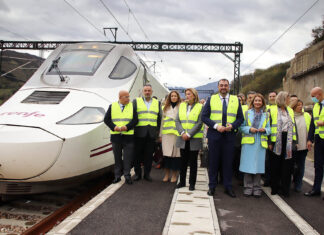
[160,91,181,182]
[269,91,297,197]
[239,93,270,197]
[175,88,203,191]
[291,99,311,192]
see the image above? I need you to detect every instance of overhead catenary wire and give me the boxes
[64,0,107,40]
[98,0,134,41]
[0,26,31,41]
[242,0,320,74]
[121,0,167,82]
[122,0,150,41]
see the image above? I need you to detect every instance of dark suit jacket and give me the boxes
[104,102,138,142]
[132,98,162,139]
[202,95,244,141]
[308,113,316,143]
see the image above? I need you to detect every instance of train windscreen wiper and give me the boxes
[49,57,65,82]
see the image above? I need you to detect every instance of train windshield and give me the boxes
[47,44,114,76]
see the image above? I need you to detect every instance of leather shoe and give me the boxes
[189,185,195,191]
[176,183,185,189]
[144,175,153,182]
[113,177,121,184]
[134,175,141,181]
[225,189,236,198]
[207,188,215,196]
[125,177,133,185]
[304,190,321,197]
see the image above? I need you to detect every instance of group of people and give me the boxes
[104,80,324,200]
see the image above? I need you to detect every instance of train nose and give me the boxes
[0,125,63,180]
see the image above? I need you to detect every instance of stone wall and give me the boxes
[283,40,324,106]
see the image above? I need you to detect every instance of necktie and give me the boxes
[222,97,227,126]
[320,103,322,113]
[121,105,125,111]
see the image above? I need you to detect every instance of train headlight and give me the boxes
[57,107,105,125]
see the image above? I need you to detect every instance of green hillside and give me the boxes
[237,61,290,97]
[0,50,44,104]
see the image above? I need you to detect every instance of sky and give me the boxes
[0,0,323,88]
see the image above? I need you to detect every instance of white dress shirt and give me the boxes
[213,93,229,129]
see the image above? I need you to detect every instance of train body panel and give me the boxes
[0,125,63,179]
[0,42,168,195]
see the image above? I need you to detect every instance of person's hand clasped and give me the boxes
[225,123,232,132]
[121,126,127,131]
[217,125,226,133]
[114,126,121,132]
[250,127,258,133]
[258,128,266,133]
[182,133,189,141]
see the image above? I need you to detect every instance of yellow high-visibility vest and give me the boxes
[266,104,276,111]
[179,102,203,138]
[161,106,179,136]
[313,102,324,139]
[110,102,134,135]
[136,97,159,127]
[270,106,297,142]
[210,94,239,125]
[241,110,269,149]
[242,105,249,116]
[303,112,311,133]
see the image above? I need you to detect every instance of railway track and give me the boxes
[0,173,113,235]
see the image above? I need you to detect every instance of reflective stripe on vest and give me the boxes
[270,106,297,142]
[136,97,159,127]
[110,102,134,135]
[210,94,239,124]
[242,105,249,118]
[162,116,179,135]
[179,102,203,138]
[303,112,311,133]
[241,110,269,149]
[313,103,324,139]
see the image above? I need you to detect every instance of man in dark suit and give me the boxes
[133,84,162,181]
[104,90,138,185]
[202,79,244,197]
[305,87,324,198]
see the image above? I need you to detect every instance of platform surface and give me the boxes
[48,158,324,235]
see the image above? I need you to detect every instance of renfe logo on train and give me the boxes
[0,111,45,117]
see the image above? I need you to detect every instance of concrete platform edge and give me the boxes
[47,173,132,235]
[262,185,320,235]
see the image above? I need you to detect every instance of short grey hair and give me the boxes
[247,91,256,96]
[276,91,289,107]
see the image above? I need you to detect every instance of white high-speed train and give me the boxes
[0,42,168,196]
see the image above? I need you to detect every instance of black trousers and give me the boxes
[112,139,134,179]
[264,149,271,183]
[270,132,293,196]
[313,135,324,192]
[208,137,235,190]
[134,135,155,177]
[179,141,198,186]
